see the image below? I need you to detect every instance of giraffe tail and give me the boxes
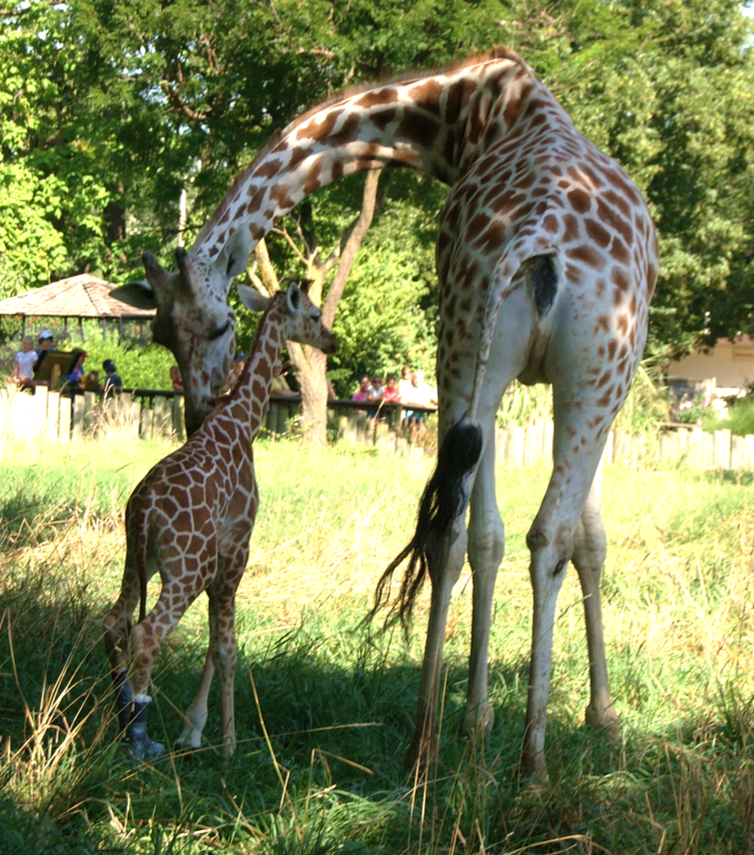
[134,500,151,625]
[370,419,483,631]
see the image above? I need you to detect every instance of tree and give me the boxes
[245,171,387,445]
[0,2,143,298]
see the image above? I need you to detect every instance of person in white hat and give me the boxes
[35,330,55,359]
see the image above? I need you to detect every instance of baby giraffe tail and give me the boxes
[371,421,483,629]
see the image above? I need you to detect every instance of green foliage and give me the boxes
[326,186,441,393]
[615,362,672,435]
[80,335,177,391]
[3,0,754,371]
[497,381,552,428]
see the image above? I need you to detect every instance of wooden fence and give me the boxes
[3,386,186,444]
[4,385,754,470]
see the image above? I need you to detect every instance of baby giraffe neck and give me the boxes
[227,301,287,442]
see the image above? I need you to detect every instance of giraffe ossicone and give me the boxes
[113,46,658,781]
[103,281,338,759]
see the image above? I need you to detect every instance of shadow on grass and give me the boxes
[3,578,754,854]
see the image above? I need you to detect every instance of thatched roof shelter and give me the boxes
[0,274,155,322]
[0,273,155,342]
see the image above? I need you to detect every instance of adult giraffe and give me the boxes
[114,47,658,781]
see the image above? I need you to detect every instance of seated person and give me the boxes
[63,349,88,391]
[402,369,436,431]
[84,370,101,391]
[368,375,385,402]
[102,359,123,393]
[34,329,55,359]
[12,337,37,387]
[351,374,371,406]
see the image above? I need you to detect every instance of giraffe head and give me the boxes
[238,280,339,355]
[111,232,252,436]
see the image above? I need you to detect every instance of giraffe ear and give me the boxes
[216,228,251,281]
[237,284,269,313]
[286,282,302,314]
[110,281,157,310]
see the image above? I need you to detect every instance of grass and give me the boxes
[1,429,754,853]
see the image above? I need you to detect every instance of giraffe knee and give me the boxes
[468,523,505,571]
[527,524,573,583]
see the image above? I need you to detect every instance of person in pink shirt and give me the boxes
[351,374,371,404]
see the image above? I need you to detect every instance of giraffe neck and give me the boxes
[193,51,558,259]
[220,296,287,443]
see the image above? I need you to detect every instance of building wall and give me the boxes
[668,337,754,392]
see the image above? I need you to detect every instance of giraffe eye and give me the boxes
[208,319,232,341]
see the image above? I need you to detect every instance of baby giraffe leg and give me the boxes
[103,558,141,734]
[176,650,215,750]
[126,575,207,759]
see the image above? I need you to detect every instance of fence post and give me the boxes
[714,429,732,470]
[140,406,153,440]
[172,396,185,442]
[153,397,171,437]
[58,393,71,443]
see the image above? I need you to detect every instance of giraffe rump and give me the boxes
[372,421,483,630]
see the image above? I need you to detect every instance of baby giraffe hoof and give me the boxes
[124,697,165,761]
[126,735,166,761]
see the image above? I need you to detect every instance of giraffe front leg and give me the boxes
[207,559,244,758]
[103,565,141,734]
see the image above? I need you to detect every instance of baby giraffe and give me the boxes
[103,281,338,758]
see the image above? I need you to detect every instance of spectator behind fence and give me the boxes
[34,329,55,359]
[103,359,123,394]
[398,365,413,402]
[85,370,101,391]
[64,349,87,391]
[169,365,183,392]
[226,353,246,392]
[368,375,385,402]
[12,337,37,387]
[351,374,371,405]
[402,369,437,431]
[383,374,400,403]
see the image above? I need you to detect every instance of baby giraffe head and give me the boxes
[238,280,339,355]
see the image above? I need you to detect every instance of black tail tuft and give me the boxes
[370,421,483,631]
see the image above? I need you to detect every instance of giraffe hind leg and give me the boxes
[103,558,141,734]
[124,574,210,760]
[572,464,619,739]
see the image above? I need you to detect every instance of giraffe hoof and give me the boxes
[403,732,437,771]
[585,702,620,740]
[463,701,495,737]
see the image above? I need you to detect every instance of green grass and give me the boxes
[1,435,753,854]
